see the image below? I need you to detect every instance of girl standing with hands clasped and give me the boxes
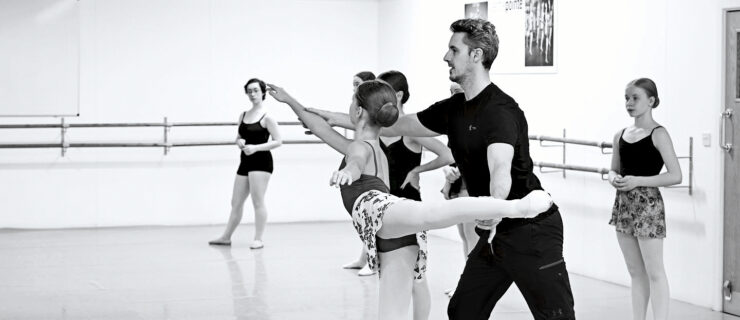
[608,78,682,320]
[209,78,283,249]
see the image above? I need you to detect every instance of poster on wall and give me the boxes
[481,0,556,74]
[465,1,488,20]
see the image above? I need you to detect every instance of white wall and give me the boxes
[377,0,738,310]
[0,0,379,227]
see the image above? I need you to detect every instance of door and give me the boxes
[723,9,740,316]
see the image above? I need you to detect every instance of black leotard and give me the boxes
[339,140,418,253]
[619,126,665,177]
[236,113,274,175]
[339,141,388,213]
[380,137,422,201]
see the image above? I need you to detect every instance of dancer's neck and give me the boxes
[633,112,656,129]
[354,121,380,141]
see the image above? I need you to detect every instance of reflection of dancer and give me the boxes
[210,79,283,249]
[608,78,681,320]
[215,248,270,320]
[309,70,455,320]
[377,19,576,319]
[268,80,552,320]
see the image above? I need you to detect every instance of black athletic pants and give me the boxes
[448,205,575,320]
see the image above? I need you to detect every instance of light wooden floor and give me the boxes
[0,222,737,320]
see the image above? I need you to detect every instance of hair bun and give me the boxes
[374,102,399,127]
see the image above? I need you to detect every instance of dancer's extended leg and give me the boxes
[378,190,552,239]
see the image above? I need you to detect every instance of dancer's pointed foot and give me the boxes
[249,240,264,249]
[516,190,553,218]
[357,265,376,276]
[342,260,365,269]
[208,238,232,246]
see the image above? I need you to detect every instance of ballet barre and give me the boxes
[0,120,694,195]
[532,161,609,175]
[0,117,318,156]
[529,129,693,195]
[0,120,304,128]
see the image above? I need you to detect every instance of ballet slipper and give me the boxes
[357,265,376,276]
[249,240,264,249]
[208,239,232,246]
[342,260,365,269]
[515,190,553,218]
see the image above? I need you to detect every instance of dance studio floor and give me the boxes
[1,222,737,320]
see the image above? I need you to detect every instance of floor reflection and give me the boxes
[216,248,270,320]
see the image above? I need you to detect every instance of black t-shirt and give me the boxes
[417,83,542,200]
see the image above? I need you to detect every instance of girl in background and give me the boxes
[608,78,681,320]
[209,78,283,249]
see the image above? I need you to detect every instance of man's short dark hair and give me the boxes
[450,19,499,70]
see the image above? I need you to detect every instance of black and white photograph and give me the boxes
[0,0,738,319]
[464,1,488,20]
[525,0,554,66]
[487,0,557,73]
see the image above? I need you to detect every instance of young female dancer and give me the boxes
[268,80,552,319]
[209,78,283,249]
[342,70,378,275]
[608,78,681,320]
[344,70,379,275]
[312,70,454,319]
[353,71,375,90]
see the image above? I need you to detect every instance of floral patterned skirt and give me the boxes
[609,186,666,239]
[351,190,428,280]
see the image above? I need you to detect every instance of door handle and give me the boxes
[721,108,734,152]
[725,280,733,301]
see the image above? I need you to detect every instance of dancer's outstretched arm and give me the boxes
[382,114,439,138]
[306,108,355,130]
[267,83,351,154]
[377,190,553,239]
[308,108,438,138]
[330,141,371,187]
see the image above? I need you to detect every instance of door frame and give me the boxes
[722,5,740,314]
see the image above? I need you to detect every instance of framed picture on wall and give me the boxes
[483,0,557,74]
[465,1,488,20]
